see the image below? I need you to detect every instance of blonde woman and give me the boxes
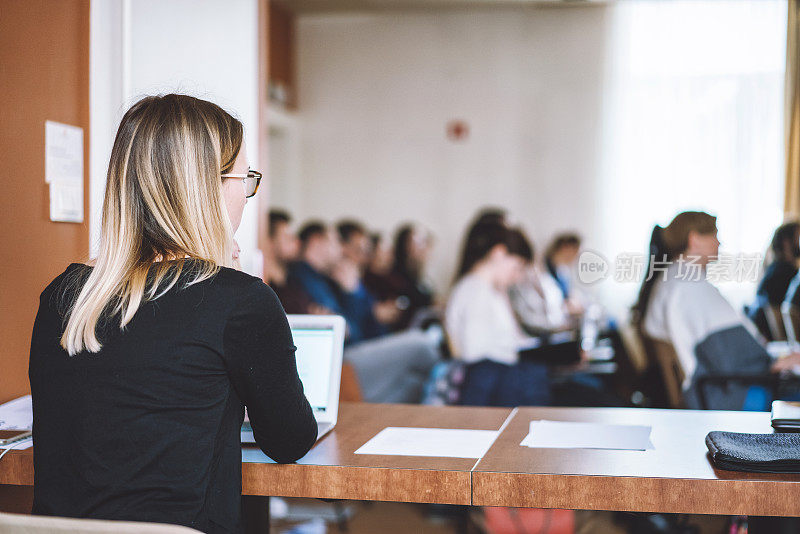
[28,95,317,532]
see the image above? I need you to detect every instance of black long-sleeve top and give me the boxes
[28,261,317,533]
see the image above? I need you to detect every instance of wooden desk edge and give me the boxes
[243,463,472,505]
[0,451,33,487]
[471,471,800,516]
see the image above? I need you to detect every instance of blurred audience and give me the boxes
[266,204,800,412]
[287,221,384,343]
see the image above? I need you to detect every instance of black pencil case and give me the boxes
[706,431,800,473]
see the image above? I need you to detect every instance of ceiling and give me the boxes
[276,0,610,15]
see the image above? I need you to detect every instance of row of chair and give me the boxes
[755,302,800,344]
[638,329,800,411]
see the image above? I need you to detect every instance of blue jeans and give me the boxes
[459,359,551,407]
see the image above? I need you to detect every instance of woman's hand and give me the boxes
[330,259,360,293]
[771,353,800,373]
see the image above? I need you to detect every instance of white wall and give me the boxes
[293,7,610,292]
[89,0,125,256]
[90,0,263,274]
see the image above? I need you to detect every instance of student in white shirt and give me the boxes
[511,263,575,335]
[635,211,800,410]
[446,223,550,407]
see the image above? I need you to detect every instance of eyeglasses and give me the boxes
[221,169,262,198]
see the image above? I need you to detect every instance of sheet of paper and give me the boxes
[0,395,32,430]
[45,121,84,223]
[49,181,84,223]
[354,427,499,459]
[521,420,654,451]
[45,120,83,185]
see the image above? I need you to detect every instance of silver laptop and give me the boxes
[241,314,346,443]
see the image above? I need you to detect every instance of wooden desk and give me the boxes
[0,403,513,507]
[241,402,512,505]
[472,407,800,516]
[4,404,800,519]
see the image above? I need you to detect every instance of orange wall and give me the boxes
[0,0,91,404]
[269,1,296,108]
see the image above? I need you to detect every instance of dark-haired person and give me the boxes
[337,219,373,271]
[29,95,317,533]
[636,211,800,410]
[265,209,314,314]
[386,224,436,330]
[288,221,390,343]
[748,222,800,339]
[363,233,394,300]
[542,233,585,318]
[288,223,438,402]
[454,208,509,280]
[446,222,550,407]
[336,219,401,330]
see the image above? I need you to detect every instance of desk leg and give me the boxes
[242,495,270,534]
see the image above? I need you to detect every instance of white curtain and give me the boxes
[597,0,788,317]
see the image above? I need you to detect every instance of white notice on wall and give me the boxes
[49,182,84,223]
[45,121,84,222]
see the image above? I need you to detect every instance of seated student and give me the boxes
[511,241,576,336]
[265,209,314,313]
[454,207,509,280]
[446,222,550,407]
[636,211,800,410]
[288,222,384,343]
[337,220,400,329]
[542,233,585,318]
[28,95,317,533]
[363,233,395,300]
[364,224,436,331]
[749,222,800,338]
[389,224,437,329]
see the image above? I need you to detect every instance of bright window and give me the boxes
[598,0,788,314]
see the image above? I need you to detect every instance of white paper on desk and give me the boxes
[521,420,654,451]
[354,427,499,459]
[0,395,32,430]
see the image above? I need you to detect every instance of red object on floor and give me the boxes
[484,507,574,534]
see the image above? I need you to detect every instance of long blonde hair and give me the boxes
[62,94,244,355]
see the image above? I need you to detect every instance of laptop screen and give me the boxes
[293,326,335,412]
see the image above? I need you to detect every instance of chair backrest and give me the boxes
[338,361,363,402]
[764,304,787,341]
[782,303,800,345]
[0,512,201,534]
[638,332,686,409]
